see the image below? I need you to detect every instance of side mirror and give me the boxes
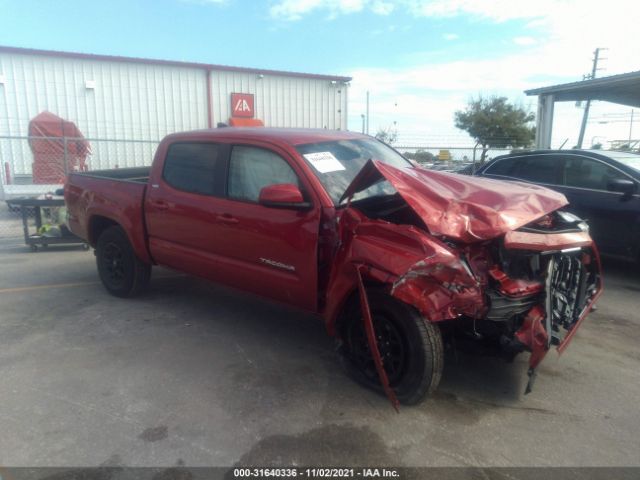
[607,178,636,195]
[259,183,311,209]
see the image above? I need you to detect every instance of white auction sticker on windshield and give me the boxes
[303,152,345,173]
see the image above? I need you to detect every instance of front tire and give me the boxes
[96,226,151,297]
[339,292,443,405]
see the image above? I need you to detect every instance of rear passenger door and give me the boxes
[209,144,321,311]
[145,141,231,280]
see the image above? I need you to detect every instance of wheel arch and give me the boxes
[88,215,118,247]
[88,214,152,264]
[326,275,391,338]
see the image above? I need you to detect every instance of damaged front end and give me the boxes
[493,211,602,391]
[325,160,602,401]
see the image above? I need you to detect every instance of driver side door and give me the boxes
[210,144,321,311]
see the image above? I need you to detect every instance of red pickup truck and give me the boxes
[65,128,602,406]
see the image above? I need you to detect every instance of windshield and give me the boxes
[296,138,412,205]
[605,151,640,171]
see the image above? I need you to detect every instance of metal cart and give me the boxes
[6,196,89,252]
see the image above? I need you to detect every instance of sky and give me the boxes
[1,0,639,148]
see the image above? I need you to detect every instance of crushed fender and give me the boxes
[391,256,485,322]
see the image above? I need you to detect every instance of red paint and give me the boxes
[231,93,255,118]
[64,128,603,395]
[259,183,304,204]
[488,267,544,297]
[514,305,549,369]
[504,230,593,251]
[342,160,569,243]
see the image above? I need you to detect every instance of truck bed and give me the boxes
[65,168,151,262]
[73,166,151,184]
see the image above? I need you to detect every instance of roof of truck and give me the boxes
[164,128,370,146]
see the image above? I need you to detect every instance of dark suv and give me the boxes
[474,149,640,262]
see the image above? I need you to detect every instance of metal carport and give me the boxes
[525,70,640,149]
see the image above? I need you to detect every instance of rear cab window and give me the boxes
[162,142,225,196]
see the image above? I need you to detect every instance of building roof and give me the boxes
[525,70,640,107]
[0,45,352,83]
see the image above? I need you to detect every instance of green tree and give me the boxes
[375,127,398,145]
[454,96,535,162]
[404,149,435,164]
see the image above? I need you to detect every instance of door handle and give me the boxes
[150,200,169,211]
[217,213,239,224]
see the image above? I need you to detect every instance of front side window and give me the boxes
[563,157,629,191]
[163,143,221,195]
[228,146,299,202]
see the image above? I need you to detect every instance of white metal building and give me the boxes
[0,46,350,199]
[0,46,351,139]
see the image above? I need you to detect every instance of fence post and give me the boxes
[4,162,10,185]
[63,137,69,175]
[472,142,479,174]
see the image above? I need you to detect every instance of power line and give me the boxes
[577,47,608,148]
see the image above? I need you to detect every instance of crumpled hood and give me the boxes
[341,160,569,243]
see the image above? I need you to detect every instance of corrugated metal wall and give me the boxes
[210,70,348,129]
[0,50,349,138]
[0,50,349,177]
[0,52,208,139]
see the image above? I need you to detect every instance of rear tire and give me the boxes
[96,225,151,297]
[338,291,443,405]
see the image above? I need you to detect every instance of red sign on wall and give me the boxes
[231,93,255,118]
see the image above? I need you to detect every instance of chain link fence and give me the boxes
[0,135,159,244]
[396,145,513,172]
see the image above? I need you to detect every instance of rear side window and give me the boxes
[228,146,299,202]
[509,156,559,184]
[163,143,221,195]
[563,156,629,190]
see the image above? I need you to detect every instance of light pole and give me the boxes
[361,114,365,134]
[366,91,370,135]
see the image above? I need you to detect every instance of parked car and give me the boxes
[474,149,640,262]
[64,129,602,406]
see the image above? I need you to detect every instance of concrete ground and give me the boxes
[0,241,639,468]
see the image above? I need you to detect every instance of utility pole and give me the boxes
[577,48,607,148]
[366,91,370,135]
[629,109,635,145]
